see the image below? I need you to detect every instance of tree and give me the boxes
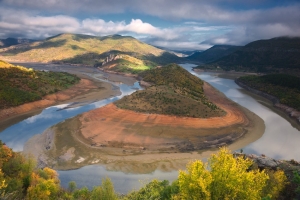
[26,168,60,200]
[177,147,271,200]
[90,178,117,200]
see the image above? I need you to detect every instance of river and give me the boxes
[0,63,299,193]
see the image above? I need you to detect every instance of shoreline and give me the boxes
[235,79,300,125]
[23,80,265,173]
[0,63,137,132]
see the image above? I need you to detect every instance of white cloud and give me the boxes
[151,41,212,51]
[0,8,183,41]
[81,19,180,40]
[1,1,300,50]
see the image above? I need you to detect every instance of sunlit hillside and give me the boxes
[115,64,224,118]
[0,60,80,109]
[0,34,181,73]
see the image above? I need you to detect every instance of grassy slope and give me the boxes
[0,60,80,109]
[0,33,181,73]
[115,64,225,118]
[200,37,300,73]
[237,74,300,110]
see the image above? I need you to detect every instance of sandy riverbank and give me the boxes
[0,63,136,132]
[23,81,265,173]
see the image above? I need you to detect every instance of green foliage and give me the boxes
[0,140,293,199]
[0,61,80,109]
[68,181,77,193]
[204,37,300,73]
[90,178,118,200]
[238,74,300,110]
[262,170,288,199]
[178,147,270,200]
[115,64,223,118]
[293,171,300,194]
[0,33,177,72]
[72,187,90,200]
[124,179,179,200]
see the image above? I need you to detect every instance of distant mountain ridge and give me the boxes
[0,33,181,73]
[204,37,300,73]
[187,45,241,63]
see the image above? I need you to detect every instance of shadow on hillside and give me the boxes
[143,52,184,65]
[54,50,142,66]
[52,50,185,67]
[1,39,67,55]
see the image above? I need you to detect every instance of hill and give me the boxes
[237,74,300,110]
[0,33,181,74]
[0,37,35,48]
[0,60,80,109]
[187,45,241,63]
[200,37,300,74]
[115,64,224,118]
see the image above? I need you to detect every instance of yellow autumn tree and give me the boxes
[26,167,60,200]
[177,147,272,200]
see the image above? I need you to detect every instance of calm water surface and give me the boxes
[0,63,299,193]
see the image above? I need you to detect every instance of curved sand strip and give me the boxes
[78,82,250,150]
[23,82,265,172]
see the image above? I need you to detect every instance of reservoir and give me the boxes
[0,63,299,193]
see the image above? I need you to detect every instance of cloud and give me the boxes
[0,7,225,50]
[81,19,180,40]
[0,0,300,50]
[0,8,181,40]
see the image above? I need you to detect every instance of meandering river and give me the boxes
[0,63,299,193]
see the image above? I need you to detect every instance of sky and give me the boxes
[0,0,300,51]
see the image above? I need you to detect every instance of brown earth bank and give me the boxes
[23,81,265,172]
[0,78,120,132]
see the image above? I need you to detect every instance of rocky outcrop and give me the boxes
[139,80,152,87]
[102,54,122,65]
[234,153,300,173]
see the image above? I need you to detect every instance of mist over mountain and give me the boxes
[195,37,300,75]
[187,45,241,63]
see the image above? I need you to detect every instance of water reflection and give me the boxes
[58,165,178,193]
[1,63,300,193]
[0,82,142,151]
[181,63,300,161]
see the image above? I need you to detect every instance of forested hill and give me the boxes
[200,37,300,74]
[0,33,181,74]
[187,45,241,63]
[0,60,80,109]
[115,64,224,118]
[237,74,300,110]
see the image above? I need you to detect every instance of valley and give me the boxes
[1,1,300,198]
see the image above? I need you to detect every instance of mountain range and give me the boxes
[1,34,300,75]
[187,45,241,63]
[200,37,300,74]
[0,33,181,73]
